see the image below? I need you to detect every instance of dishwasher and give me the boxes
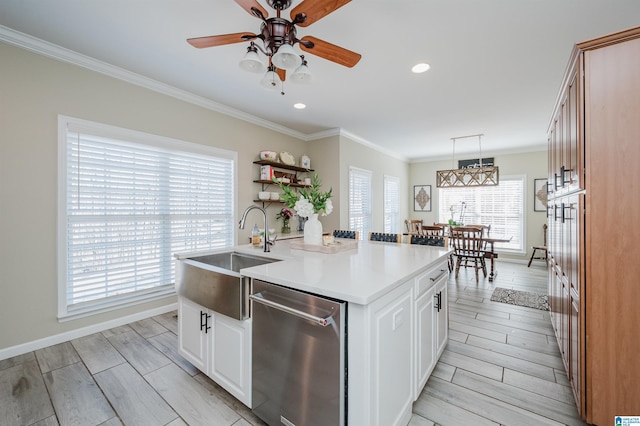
[250,279,346,426]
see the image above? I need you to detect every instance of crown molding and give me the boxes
[0,25,309,140]
[0,25,407,162]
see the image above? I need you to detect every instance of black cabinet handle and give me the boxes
[434,291,443,312]
[200,311,212,333]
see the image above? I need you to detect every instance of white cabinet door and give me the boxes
[435,276,448,358]
[415,284,436,398]
[178,297,209,372]
[371,282,414,426]
[210,313,252,407]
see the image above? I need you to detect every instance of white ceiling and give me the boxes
[1,0,639,161]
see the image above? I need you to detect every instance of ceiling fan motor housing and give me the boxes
[267,0,292,11]
[261,18,297,56]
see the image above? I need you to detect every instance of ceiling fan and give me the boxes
[187,0,361,89]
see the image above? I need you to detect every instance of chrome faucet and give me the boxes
[239,205,273,252]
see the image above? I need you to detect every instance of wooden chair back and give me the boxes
[451,226,487,282]
[332,229,360,240]
[369,232,402,243]
[450,227,485,257]
[404,219,423,234]
[465,224,491,237]
[421,225,445,237]
[434,223,452,235]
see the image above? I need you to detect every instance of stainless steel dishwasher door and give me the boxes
[250,279,346,426]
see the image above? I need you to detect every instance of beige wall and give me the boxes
[0,42,309,351]
[1,40,544,354]
[0,42,411,353]
[409,150,548,260]
[339,135,410,233]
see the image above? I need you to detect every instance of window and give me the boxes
[349,167,372,240]
[383,175,399,233]
[438,175,525,252]
[58,116,236,320]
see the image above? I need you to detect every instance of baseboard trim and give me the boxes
[0,303,177,361]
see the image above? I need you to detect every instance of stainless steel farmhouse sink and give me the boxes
[175,251,281,320]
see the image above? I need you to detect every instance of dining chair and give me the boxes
[527,223,548,267]
[432,223,455,271]
[409,235,445,247]
[450,226,487,282]
[433,223,452,235]
[332,229,360,240]
[369,232,402,243]
[404,219,423,234]
[421,225,445,237]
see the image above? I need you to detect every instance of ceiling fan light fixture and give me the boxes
[290,56,311,84]
[239,43,266,73]
[261,67,281,90]
[272,43,302,71]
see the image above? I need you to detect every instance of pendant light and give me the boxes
[436,134,499,188]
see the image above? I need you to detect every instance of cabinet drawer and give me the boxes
[415,260,449,297]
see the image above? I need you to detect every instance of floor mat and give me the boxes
[490,287,549,311]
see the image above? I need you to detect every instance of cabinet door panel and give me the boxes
[373,287,413,426]
[178,297,208,372]
[415,286,436,398]
[211,314,251,406]
[436,277,448,358]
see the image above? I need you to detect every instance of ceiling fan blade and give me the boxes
[291,0,351,27]
[299,36,361,68]
[234,0,269,19]
[187,32,257,48]
[276,68,287,82]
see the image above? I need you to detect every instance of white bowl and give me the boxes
[270,192,280,200]
[260,150,277,161]
[258,191,270,200]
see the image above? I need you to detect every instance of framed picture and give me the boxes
[534,178,548,212]
[414,185,432,212]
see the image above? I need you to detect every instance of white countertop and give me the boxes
[176,239,450,305]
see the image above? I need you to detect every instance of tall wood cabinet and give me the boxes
[547,26,640,425]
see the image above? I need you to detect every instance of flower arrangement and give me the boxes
[276,207,293,234]
[276,173,333,218]
[276,207,293,221]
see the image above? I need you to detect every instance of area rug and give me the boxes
[490,287,549,311]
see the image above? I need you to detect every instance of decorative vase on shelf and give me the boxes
[281,220,290,234]
[304,213,323,245]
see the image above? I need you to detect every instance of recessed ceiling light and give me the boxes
[294,103,306,109]
[411,63,431,73]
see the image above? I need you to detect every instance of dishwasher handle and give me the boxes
[250,292,331,327]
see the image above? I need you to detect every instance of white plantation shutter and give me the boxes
[59,117,235,318]
[438,175,525,252]
[349,167,372,240]
[383,175,399,233]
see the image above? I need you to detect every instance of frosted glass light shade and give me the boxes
[291,62,312,84]
[239,49,266,73]
[261,69,281,90]
[272,44,302,70]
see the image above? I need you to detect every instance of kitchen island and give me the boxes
[176,238,450,426]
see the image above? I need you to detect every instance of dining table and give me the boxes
[480,236,512,282]
[403,229,512,282]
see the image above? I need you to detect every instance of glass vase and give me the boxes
[303,213,323,245]
[281,220,290,234]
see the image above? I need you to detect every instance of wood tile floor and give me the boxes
[0,261,586,426]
